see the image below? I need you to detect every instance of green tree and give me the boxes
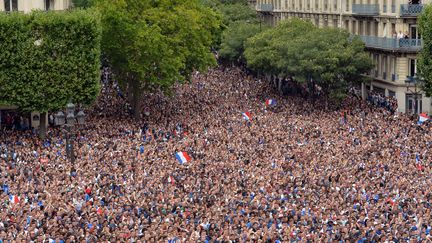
[418,5,432,96]
[245,18,315,78]
[244,18,373,100]
[218,3,258,25]
[297,28,372,100]
[0,10,102,138]
[219,21,267,63]
[72,0,94,8]
[95,0,222,118]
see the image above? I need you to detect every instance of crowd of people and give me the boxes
[0,66,431,242]
[367,91,398,113]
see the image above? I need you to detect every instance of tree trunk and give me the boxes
[127,81,134,104]
[39,112,47,140]
[131,80,141,119]
[278,78,282,94]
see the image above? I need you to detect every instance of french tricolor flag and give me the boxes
[175,152,191,165]
[418,113,429,124]
[242,112,252,121]
[265,99,276,106]
[9,195,20,204]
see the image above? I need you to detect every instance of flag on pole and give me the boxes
[242,112,252,121]
[175,152,191,165]
[265,99,276,107]
[418,113,429,124]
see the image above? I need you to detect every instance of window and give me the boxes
[333,19,338,28]
[45,0,52,10]
[4,0,18,11]
[409,59,417,77]
[410,25,421,39]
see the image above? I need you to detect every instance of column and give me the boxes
[377,54,381,77]
[346,19,352,33]
[35,0,45,10]
[18,0,26,12]
[0,1,4,11]
[385,89,389,97]
[423,97,432,113]
[378,21,384,37]
[395,89,406,113]
[395,56,408,84]
[387,55,391,80]
[361,82,367,100]
[395,0,401,17]
[357,20,361,35]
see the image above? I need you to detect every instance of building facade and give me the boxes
[256,0,431,114]
[1,0,71,12]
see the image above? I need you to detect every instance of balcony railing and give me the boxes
[400,4,424,16]
[352,4,380,15]
[358,35,422,52]
[258,4,274,12]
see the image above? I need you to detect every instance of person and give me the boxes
[0,65,431,241]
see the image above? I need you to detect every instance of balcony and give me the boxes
[358,35,422,52]
[258,4,274,12]
[400,4,424,16]
[352,4,380,15]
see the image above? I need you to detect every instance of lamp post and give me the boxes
[55,101,85,164]
[405,74,423,114]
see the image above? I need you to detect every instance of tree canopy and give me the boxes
[95,0,222,116]
[219,21,268,63]
[418,4,432,96]
[0,10,102,112]
[72,0,94,8]
[244,18,373,99]
[212,0,268,63]
[218,3,258,26]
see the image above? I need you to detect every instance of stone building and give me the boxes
[256,0,431,113]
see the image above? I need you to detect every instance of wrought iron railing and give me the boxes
[258,4,274,12]
[400,4,424,16]
[357,35,422,52]
[352,4,380,15]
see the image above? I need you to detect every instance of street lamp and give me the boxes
[405,74,423,114]
[55,101,85,164]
